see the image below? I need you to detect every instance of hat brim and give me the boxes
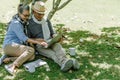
[32,6,45,14]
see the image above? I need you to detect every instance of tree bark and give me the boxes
[47,0,72,20]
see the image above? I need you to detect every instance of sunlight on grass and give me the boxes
[3,75,14,80]
[90,62,112,69]
[0,73,4,77]
[93,71,101,77]
[77,51,90,57]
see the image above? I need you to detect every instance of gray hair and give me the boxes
[18,3,30,14]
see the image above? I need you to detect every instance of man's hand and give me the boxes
[52,34,57,38]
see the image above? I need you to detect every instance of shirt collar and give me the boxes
[32,15,43,24]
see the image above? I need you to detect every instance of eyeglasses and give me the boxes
[22,14,30,17]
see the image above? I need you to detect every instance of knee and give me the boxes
[53,43,62,50]
[31,55,35,60]
[27,47,35,55]
[28,55,35,61]
[54,43,60,46]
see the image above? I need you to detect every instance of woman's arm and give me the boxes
[27,38,43,45]
[27,38,48,47]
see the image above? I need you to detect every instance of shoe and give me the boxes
[72,59,80,70]
[0,58,2,65]
[0,54,7,65]
[4,64,15,75]
[24,63,35,73]
[61,59,73,72]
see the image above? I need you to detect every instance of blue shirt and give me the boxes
[3,19,28,48]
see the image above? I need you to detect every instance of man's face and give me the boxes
[20,10,30,22]
[33,11,44,21]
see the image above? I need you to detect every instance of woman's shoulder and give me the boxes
[8,20,22,30]
[10,19,21,26]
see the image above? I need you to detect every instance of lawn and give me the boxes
[0,23,120,80]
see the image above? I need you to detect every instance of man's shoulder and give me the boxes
[28,18,36,27]
[29,18,34,23]
[46,19,50,23]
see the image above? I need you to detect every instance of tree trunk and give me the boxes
[47,0,72,20]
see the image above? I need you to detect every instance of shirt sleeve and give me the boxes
[10,21,28,43]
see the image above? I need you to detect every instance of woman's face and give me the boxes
[19,10,30,22]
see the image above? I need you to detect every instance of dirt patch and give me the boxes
[0,0,120,35]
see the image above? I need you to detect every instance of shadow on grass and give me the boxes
[0,27,120,80]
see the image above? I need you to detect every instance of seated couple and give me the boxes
[1,1,79,75]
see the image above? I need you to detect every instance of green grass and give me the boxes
[0,23,120,79]
[0,23,6,48]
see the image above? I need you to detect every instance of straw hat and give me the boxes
[32,1,46,14]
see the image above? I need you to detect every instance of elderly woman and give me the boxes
[2,4,44,75]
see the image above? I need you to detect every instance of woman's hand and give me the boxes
[3,58,11,63]
[34,38,48,47]
[40,42,48,48]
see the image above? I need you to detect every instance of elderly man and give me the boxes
[27,1,79,71]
